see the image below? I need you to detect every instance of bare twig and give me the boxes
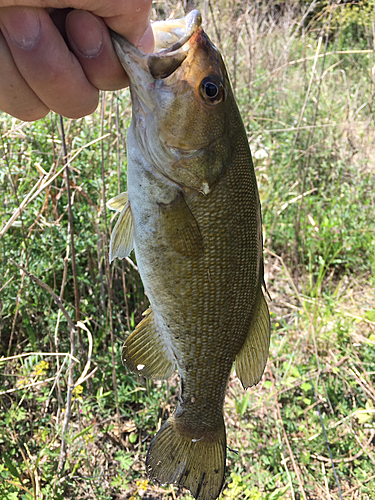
[0,129,112,238]
[307,370,343,499]
[340,473,375,497]
[270,367,308,500]
[312,428,375,465]
[7,269,25,357]
[55,243,70,414]
[59,116,81,339]
[8,258,76,472]
[74,321,96,387]
[274,48,374,73]
[0,174,46,239]
[57,116,80,474]
[0,376,56,396]
[9,259,74,330]
[0,351,79,364]
[0,276,14,293]
[100,92,120,425]
[208,0,221,46]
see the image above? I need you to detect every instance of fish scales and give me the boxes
[109,9,270,500]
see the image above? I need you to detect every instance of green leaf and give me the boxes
[291,366,301,378]
[301,451,311,464]
[266,485,290,499]
[72,424,93,442]
[114,451,133,471]
[365,309,375,322]
[2,454,22,482]
[285,376,297,387]
[235,392,251,417]
[301,382,312,392]
[355,409,373,424]
[129,433,138,444]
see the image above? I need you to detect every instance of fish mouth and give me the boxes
[111,9,202,81]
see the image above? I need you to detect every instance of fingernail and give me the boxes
[0,7,41,49]
[137,24,154,53]
[66,11,103,57]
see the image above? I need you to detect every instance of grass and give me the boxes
[1,0,375,498]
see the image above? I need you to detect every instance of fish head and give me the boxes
[112,10,235,194]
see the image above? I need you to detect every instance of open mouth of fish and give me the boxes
[111,9,202,83]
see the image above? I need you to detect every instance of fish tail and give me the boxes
[146,415,226,500]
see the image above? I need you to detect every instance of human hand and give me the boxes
[0,0,154,121]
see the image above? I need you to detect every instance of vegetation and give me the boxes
[1,0,375,498]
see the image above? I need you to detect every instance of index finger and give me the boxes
[0,0,153,43]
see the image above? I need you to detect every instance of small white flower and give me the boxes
[253,148,268,160]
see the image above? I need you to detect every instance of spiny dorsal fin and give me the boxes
[235,289,270,389]
[109,201,134,262]
[158,193,203,259]
[107,192,128,212]
[146,416,226,500]
[122,308,175,380]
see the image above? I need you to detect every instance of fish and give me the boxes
[108,9,270,500]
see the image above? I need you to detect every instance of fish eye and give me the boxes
[199,76,224,104]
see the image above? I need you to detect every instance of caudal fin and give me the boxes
[146,416,226,500]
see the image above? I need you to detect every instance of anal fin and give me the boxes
[235,289,270,389]
[122,308,175,380]
[158,193,203,259]
[109,201,134,262]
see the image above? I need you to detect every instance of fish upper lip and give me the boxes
[110,9,202,80]
[152,9,202,55]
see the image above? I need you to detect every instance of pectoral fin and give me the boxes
[158,194,203,259]
[235,290,270,389]
[107,192,128,212]
[109,201,134,262]
[122,308,175,380]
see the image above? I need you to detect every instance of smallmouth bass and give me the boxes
[108,10,270,500]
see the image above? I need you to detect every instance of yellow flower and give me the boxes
[136,479,148,491]
[16,378,28,388]
[32,360,49,377]
[72,385,84,398]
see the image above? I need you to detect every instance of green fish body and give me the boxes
[109,10,270,500]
